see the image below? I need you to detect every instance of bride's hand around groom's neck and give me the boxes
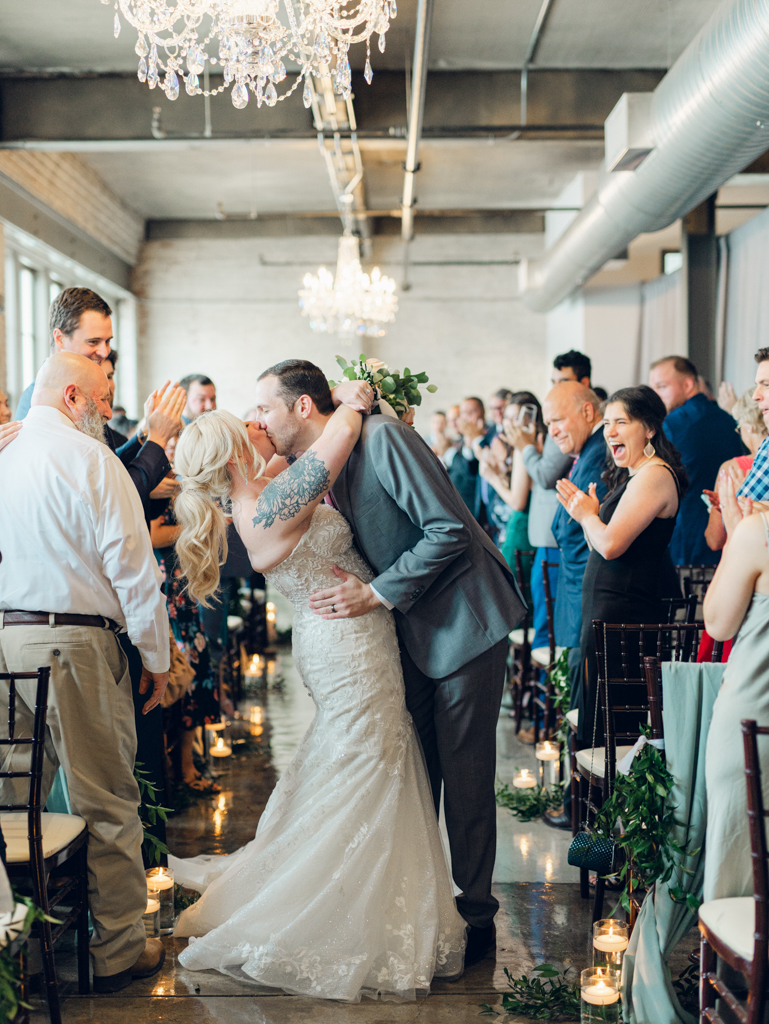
[309,564,382,619]
[331,381,375,414]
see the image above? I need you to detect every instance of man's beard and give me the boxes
[269,421,303,458]
[75,397,108,442]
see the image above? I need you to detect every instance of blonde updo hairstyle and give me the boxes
[173,410,265,607]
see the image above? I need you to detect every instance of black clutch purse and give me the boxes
[567,830,616,874]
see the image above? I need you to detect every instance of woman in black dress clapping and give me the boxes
[555,386,687,745]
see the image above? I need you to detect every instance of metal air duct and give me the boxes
[519,0,769,312]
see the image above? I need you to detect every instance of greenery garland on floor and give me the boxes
[481,964,581,1020]
[591,728,696,915]
[496,779,564,822]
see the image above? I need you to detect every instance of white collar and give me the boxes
[26,406,78,430]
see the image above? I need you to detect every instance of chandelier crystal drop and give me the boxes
[298,234,398,341]
[103,0,394,108]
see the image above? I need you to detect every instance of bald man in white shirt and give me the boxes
[0,353,170,992]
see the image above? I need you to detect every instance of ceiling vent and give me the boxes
[604,93,655,172]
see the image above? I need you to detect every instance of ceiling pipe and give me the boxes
[519,0,557,129]
[519,0,769,313]
[401,0,435,289]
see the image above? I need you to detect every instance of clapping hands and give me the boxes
[555,478,600,523]
[143,381,186,447]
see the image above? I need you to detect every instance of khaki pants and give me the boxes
[0,622,147,976]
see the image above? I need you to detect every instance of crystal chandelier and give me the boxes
[103,0,395,108]
[299,234,398,341]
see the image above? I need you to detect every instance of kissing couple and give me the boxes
[169,358,525,1002]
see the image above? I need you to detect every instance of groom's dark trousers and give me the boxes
[331,415,526,931]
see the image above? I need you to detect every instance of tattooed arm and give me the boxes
[248,404,362,545]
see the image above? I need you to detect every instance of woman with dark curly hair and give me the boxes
[555,385,687,746]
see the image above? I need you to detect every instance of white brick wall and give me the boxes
[0,152,143,265]
[133,231,550,424]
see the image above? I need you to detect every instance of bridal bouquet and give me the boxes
[329,354,437,415]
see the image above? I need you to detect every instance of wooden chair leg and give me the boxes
[700,931,718,1020]
[17,948,29,1024]
[76,846,90,995]
[39,914,62,1024]
[570,742,580,837]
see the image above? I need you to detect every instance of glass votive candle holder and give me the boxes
[581,967,620,1023]
[146,866,175,935]
[593,919,629,968]
[210,735,233,762]
[513,768,537,789]
[535,740,560,761]
[143,894,160,937]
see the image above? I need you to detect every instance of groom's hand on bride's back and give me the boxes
[309,565,381,619]
[331,381,375,414]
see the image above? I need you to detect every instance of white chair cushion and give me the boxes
[0,812,86,863]
[227,615,244,632]
[575,746,635,779]
[531,645,566,668]
[509,627,535,646]
[567,709,579,730]
[699,897,754,963]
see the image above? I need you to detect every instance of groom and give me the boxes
[253,359,526,966]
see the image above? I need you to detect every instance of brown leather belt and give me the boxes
[0,611,121,633]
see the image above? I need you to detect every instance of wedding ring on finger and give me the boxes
[331,604,336,614]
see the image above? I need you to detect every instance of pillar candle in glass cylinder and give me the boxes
[210,735,232,760]
[146,866,175,934]
[593,919,629,968]
[580,967,620,1024]
[143,895,160,937]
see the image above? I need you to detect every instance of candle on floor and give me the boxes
[593,919,629,968]
[513,768,537,789]
[581,968,620,1023]
[210,736,232,758]
[266,602,277,643]
[244,654,264,682]
[249,705,263,725]
[143,896,160,937]
[146,866,175,934]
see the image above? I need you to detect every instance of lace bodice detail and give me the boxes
[264,504,374,611]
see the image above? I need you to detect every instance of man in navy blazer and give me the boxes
[549,383,609,651]
[649,356,743,566]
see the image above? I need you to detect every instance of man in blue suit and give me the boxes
[544,382,608,828]
[649,356,742,566]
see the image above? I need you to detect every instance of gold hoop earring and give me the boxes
[643,440,656,460]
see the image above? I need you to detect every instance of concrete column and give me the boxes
[681,194,718,386]
[0,222,5,396]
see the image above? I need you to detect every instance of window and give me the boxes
[2,223,137,415]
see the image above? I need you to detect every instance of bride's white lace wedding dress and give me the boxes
[172,504,466,1002]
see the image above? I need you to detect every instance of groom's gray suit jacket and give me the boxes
[331,416,526,679]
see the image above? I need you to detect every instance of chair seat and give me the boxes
[699,897,754,964]
[531,645,566,668]
[566,709,579,730]
[227,615,244,632]
[509,627,535,647]
[575,746,635,779]
[0,812,86,863]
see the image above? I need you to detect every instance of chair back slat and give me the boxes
[541,561,557,666]
[0,670,51,817]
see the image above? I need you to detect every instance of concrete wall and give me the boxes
[132,231,549,426]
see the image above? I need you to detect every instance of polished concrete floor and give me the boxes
[28,599,695,1021]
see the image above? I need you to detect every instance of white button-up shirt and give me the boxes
[0,406,170,673]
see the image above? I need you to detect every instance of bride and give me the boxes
[168,387,466,1002]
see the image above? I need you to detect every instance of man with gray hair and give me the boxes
[0,352,170,992]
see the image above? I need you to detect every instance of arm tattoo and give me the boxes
[253,449,331,529]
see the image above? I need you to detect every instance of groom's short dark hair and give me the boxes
[259,359,334,416]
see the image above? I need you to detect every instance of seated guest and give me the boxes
[0,388,11,425]
[14,287,113,420]
[556,386,686,750]
[704,387,767,552]
[150,434,222,793]
[702,479,769,900]
[444,396,492,522]
[0,352,169,992]
[649,355,742,566]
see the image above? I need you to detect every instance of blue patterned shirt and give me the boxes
[737,436,769,500]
